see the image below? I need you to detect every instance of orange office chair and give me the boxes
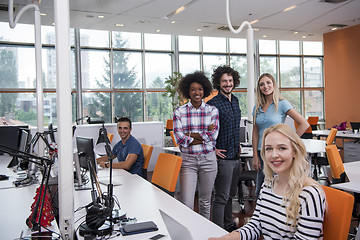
[295,120,313,139]
[169,130,178,147]
[326,128,337,146]
[322,185,354,240]
[316,128,338,180]
[325,144,346,183]
[308,116,319,131]
[107,133,114,143]
[151,152,182,196]
[165,119,173,136]
[141,144,153,180]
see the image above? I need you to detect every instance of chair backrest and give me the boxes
[308,116,319,131]
[151,153,182,194]
[169,130,178,147]
[325,144,345,180]
[141,144,154,180]
[165,119,173,136]
[326,128,338,146]
[322,185,354,240]
[107,133,114,143]
[166,119,173,130]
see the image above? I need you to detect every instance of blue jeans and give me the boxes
[179,151,218,219]
[212,159,240,228]
[255,151,265,197]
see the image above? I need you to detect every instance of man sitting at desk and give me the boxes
[97,117,144,177]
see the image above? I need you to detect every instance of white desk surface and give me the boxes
[313,130,360,140]
[0,155,59,239]
[75,168,227,239]
[301,139,326,154]
[331,161,360,193]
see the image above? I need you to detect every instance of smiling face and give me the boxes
[189,82,204,108]
[264,131,295,178]
[219,73,234,97]
[258,76,274,96]
[117,121,131,142]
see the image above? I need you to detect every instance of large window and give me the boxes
[0,22,324,127]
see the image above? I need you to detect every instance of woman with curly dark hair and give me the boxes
[173,71,219,219]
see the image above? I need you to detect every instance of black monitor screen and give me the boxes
[0,125,28,154]
[76,136,96,172]
[350,122,360,131]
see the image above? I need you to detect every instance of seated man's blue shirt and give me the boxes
[112,135,144,177]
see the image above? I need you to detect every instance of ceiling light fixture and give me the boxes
[253,28,259,31]
[197,28,202,32]
[40,13,46,16]
[171,21,176,24]
[98,15,104,19]
[283,5,296,12]
[262,35,267,38]
[115,23,124,27]
[302,36,307,39]
[250,19,259,24]
[165,0,200,18]
[156,29,161,32]
[331,27,338,31]
[293,31,298,34]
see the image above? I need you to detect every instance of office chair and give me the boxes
[165,119,173,136]
[307,116,319,131]
[322,185,354,240]
[107,133,114,143]
[141,144,153,180]
[169,130,178,147]
[315,128,338,182]
[325,144,346,183]
[151,153,182,196]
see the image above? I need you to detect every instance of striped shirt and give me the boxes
[173,101,219,154]
[237,179,326,239]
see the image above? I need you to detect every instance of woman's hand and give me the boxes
[253,155,260,171]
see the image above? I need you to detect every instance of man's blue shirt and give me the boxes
[112,135,144,177]
[207,92,241,160]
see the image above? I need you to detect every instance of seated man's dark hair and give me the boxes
[177,71,212,99]
[117,117,132,128]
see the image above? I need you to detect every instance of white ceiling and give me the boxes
[1,0,360,41]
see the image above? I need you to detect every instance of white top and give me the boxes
[237,178,326,240]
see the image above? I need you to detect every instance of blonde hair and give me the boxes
[254,73,284,117]
[260,123,322,227]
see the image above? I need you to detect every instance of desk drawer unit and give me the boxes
[344,141,360,163]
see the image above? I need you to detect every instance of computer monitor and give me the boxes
[350,122,360,132]
[19,129,30,152]
[76,136,97,173]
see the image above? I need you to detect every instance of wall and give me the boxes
[323,24,360,129]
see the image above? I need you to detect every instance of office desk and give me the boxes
[301,139,326,154]
[313,130,360,140]
[74,168,227,239]
[0,155,59,239]
[331,161,360,240]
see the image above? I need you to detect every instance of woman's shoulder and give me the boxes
[300,184,325,202]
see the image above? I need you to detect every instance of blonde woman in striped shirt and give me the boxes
[209,124,326,240]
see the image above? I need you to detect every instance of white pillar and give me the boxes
[54,0,74,239]
[246,27,255,142]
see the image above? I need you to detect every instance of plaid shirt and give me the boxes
[207,92,241,160]
[173,101,219,155]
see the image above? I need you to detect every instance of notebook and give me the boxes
[159,209,193,240]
